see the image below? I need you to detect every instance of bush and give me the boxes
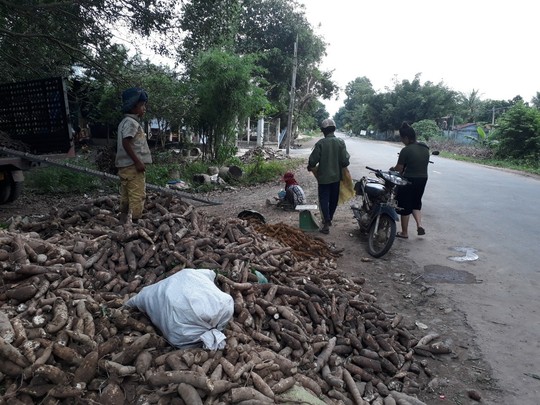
[24,148,304,196]
[25,158,109,194]
[412,120,441,141]
[494,102,540,161]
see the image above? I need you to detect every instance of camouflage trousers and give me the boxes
[118,165,146,220]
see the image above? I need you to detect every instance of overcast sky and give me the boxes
[301,0,539,115]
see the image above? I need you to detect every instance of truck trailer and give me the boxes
[0,77,74,204]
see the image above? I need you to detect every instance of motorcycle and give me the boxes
[350,167,409,258]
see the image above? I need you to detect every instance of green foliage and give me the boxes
[180,0,336,125]
[0,0,180,83]
[135,62,191,147]
[224,156,243,167]
[493,102,540,161]
[430,135,539,174]
[188,49,269,161]
[23,151,302,196]
[146,163,179,186]
[178,0,241,65]
[412,120,441,141]
[25,159,108,194]
[341,74,458,134]
[215,144,239,165]
[242,158,296,185]
[532,92,540,109]
[476,98,516,124]
[339,77,374,135]
[463,126,498,147]
[457,89,483,123]
[239,0,333,115]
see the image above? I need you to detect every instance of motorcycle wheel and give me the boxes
[367,214,396,258]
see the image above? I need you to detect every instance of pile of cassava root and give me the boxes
[0,193,451,405]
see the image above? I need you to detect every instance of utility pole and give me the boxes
[285,35,298,156]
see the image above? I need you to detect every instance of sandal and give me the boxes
[417,227,426,236]
[396,232,408,239]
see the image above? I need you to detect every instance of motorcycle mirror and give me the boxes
[432,150,440,155]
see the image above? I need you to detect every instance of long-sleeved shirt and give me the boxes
[308,134,350,184]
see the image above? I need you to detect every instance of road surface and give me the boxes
[335,135,540,404]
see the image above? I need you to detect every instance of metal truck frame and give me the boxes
[0,77,74,204]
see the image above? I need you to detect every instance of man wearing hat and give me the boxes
[307,118,350,234]
[115,87,152,223]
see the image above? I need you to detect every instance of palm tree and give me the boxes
[459,89,483,122]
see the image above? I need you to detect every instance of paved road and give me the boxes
[334,135,540,404]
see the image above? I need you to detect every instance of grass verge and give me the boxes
[23,151,305,195]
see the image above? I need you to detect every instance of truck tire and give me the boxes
[0,171,23,204]
[8,179,23,202]
[0,184,9,204]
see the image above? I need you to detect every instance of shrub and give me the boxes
[412,119,441,141]
[25,158,108,194]
[494,102,540,161]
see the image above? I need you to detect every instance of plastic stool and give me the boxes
[296,205,319,231]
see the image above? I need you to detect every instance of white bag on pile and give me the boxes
[125,268,233,350]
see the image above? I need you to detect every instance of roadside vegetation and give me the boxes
[24,148,304,196]
[345,100,540,176]
[3,1,539,197]
[427,138,540,175]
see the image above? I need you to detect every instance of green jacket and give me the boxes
[308,134,350,184]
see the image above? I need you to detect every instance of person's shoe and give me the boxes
[417,227,426,235]
[320,222,330,234]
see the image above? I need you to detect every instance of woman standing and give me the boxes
[391,122,430,238]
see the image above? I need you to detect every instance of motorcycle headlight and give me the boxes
[383,172,409,185]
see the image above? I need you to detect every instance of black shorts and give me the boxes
[396,177,427,216]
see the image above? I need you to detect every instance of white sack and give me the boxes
[125,268,233,350]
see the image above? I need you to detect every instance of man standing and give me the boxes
[115,87,152,224]
[307,119,350,234]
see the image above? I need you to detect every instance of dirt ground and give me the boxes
[0,140,503,405]
[196,152,500,405]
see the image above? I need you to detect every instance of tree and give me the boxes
[0,0,181,83]
[239,0,336,123]
[134,62,191,147]
[178,0,241,67]
[494,102,540,161]
[457,89,484,123]
[363,74,457,134]
[297,99,328,131]
[339,77,375,135]
[187,49,269,162]
[178,0,336,133]
[475,99,515,125]
[531,92,540,109]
